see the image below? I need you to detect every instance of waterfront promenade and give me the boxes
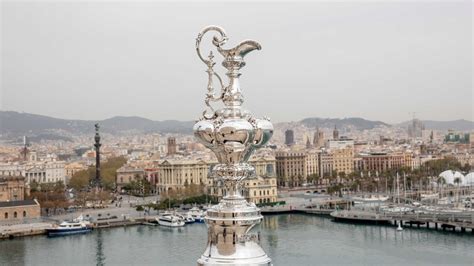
[2,192,474,239]
[0,196,157,239]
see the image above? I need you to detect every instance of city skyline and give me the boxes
[2,1,472,124]
[0,2,473,266]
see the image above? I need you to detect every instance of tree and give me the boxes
[328,183,343,196]
[69,156,127,191]
[454,177,462,203]
[28,181,69,216]
[69,168,94,190]
[307,173,320,185]
[29,180,40,192]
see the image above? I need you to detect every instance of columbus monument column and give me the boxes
[193,26,273,266]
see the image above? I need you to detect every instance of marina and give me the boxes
[1,214,472,266]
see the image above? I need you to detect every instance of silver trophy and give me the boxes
[194,26,273,266]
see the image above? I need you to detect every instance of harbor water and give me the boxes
[1,214,472,265]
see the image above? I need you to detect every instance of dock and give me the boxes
[0,223,52,240]
[330,210,474,233]
[330,210,392,225]
[0,216,159,240]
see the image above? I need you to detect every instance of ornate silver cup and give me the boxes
[194,26,273,266]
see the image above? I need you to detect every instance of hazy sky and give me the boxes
[1,1,472,123]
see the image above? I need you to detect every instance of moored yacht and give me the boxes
[46,215,92,237]
[157,213,185,227]
[187,207,205,223]
[177,213,195,224]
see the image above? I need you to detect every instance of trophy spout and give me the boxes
[217,40,262,60]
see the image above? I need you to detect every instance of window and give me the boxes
[23,211,27,218]
[4,212,8,219]
[13,212,17,218]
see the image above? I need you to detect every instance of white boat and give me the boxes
[177,213,195,224]
[46,215,92,237]
[396,221,404,231]
[157,213,185,227]
[188,207,205,223]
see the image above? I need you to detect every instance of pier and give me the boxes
[330,210,474,233]
[0,216,159,240]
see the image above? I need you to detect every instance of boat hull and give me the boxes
[193,218,205,223]
[157,221,185,227]
[46,228,92,237]
[332,216,391,225]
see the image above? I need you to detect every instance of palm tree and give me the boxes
[453,177,462,204]
[437,176,446,199]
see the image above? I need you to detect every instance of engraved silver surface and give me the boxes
[194,25,273,266]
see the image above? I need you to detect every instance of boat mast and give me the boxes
[403,172,407,204]
[396,172,400,205]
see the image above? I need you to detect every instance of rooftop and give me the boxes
[0,199,38,208]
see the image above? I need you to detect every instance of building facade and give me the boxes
[332,148,354,175]
[285,129,295,146]
[116,166,146,192]
[0,176,26,202]
[0,176,40,222]
[359,152,412,173]
[0,200,41,222]
[327,139,354,149]
[0,160,66,185]
[167,137,177,156]
[157,159,210,193]
[275,151,318,187]
[318,151,333,178]
[249,156,276,178]
[208,176,278,204]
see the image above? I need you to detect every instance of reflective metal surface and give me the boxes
[194,25,273,266]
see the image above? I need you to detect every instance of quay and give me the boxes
[0,216,159,240]
[330,210,391,225]
[261,198,351,216]
[330,210,474,233]
[261,206,335,216]
[0,223,52,240]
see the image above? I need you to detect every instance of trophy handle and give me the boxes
[196,26,228,120]
[196,25,227,64]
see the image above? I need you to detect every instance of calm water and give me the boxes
[1,214,472,265]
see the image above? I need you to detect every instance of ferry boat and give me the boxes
[156,213,185,227]
[188,207,205,223]
[46,215,92,237]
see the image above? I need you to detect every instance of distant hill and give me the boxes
[300,117,389,130]
[397,119,474,131]
[1,111,471,143]
[0,111,194,138]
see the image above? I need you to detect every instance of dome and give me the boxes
[438,170,464,185]
[464,172,474,186]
